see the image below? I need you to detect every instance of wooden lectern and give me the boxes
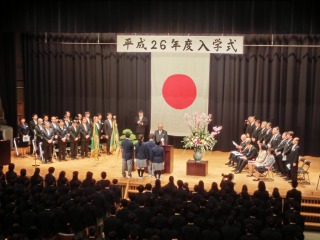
[163,145,174,173]
[0,140,11,165]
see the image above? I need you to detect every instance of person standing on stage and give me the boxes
[104,113,113,155]
[17,117,30,158]
[135,110,148,139]
[56,119,68,161]
[145,133,156,177]
[69,120,80,160]
[154,123,168,145]
[84,111,92,125]
[121,132,134,178]
[79,117,91,158]
[135,134,148,180]
[29,113,38,154]
[151,141,164,180]
[42,122,54,163]
[35,118,44,156]
[286,137,300,183]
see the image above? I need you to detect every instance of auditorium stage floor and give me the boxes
[9,149,320,198]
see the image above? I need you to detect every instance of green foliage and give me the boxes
[119,129,138,145]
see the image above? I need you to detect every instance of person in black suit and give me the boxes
[268,127,281,149]
[68,120,80,159]
[275,132,288,176]
[151,141,164,180]
[286,137,300,183]
[104,113,113,155]
[245,116,256,138]
[17,117,30,157]
[282,131,294,181]
[84,111,92,125]
[154,123,168,145]
[285,180,302,211]
[56,119,68,161]
[234,140,258,174]
[145,133,157,177]
[35,118,44,156]
[262,122,273,145]
[121,132,134,178]
[29,113,38,154]
[250,119,261,150]
[42,122,55,163]
[79,117,91,158]
[135,110,148,138]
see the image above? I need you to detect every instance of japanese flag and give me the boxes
[151,52,210,136]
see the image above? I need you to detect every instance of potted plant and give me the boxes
[182,112,222,162]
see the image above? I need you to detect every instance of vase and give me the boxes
[193,150,203,162]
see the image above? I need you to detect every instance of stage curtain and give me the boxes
[22,33,320,156]
[0,33,17,136]
[209,34,320,156]
[22,33,151,138]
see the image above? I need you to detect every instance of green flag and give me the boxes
[90,123,100,159]
[110,118,119,154]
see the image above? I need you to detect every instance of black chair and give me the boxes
[297,159,311,184]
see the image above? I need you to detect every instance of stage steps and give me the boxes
[301,196,320,230]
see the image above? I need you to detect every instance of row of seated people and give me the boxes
[0,164,304,240]
[226,118,301,183]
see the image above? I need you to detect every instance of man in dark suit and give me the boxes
[29,113,38,154]
[286,137,300,183]
[35,118,44,156]
[84,111,92,125]
[154,123,168,145]
[250,120,261,150]
[268,126,282,149]
[135,110,148,138]
[56,119,68,161]
[234,140,258,174]
[104,113,113,155]
[42,122,55,163]
[68,120,80,159]
[245,116,256,138]
[274,132,288,176]
[262,122,273,145]
[282,131,294,180]
[121,132,134,178]
[79,117,91,158]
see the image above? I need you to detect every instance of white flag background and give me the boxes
[151,53,210,136]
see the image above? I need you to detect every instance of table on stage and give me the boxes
[186,159,208,176]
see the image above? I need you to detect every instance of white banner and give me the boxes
[151,53,210,136]
[117,35,243,54]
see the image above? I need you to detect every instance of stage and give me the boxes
[8,148,320,198]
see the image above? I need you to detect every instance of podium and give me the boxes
[163,145,174,173]
[186,160,208,176]
[0,140,11,165]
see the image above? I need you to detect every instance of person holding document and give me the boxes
[17,117,30,158]
[225,134,247,166]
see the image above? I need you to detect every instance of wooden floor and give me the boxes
[8,148,320,198]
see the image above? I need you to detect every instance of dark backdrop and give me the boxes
[22,33,320,156]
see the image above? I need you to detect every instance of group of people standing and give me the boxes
[226,116,301,183]
[17,111,116,163]
[121,110,169,180]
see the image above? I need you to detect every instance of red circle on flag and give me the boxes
[162,74,197,109]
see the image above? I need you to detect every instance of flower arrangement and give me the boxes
[182,112,222,154]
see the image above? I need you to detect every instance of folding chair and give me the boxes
[260,162,275,181]
[52,140,59,159]
[297,159,311,184]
